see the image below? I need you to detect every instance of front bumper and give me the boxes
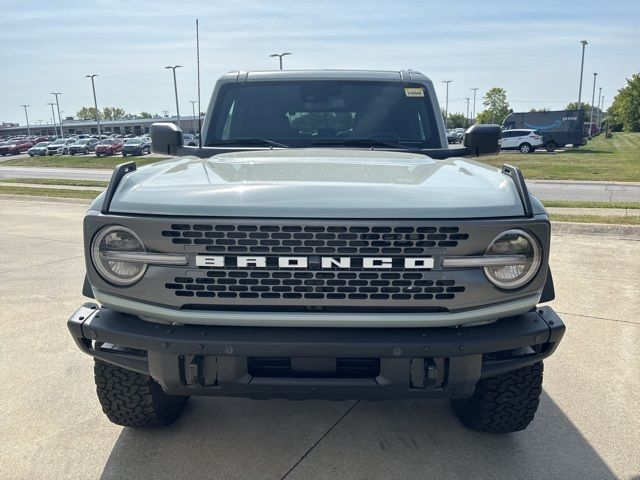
[68,304,565,400]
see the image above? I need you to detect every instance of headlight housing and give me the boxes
[483,229,541,289]
[91,225,146,285]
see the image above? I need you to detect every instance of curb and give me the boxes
[551,221,640,238]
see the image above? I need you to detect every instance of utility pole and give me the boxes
[577,40,588,110]
[189,100,197,134]
[47,103,58,137]
[20,105,31,136]
[442,80,452,128]
[471,88,479,123]
[465,97,470,128]
[165,65,182,129]
[596,87,603,131]
[86,74,102,137]
[270,52,291,70]
[50,92,63,138]
[589,73,597,138]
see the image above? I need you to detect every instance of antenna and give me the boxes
[196,18,202,148]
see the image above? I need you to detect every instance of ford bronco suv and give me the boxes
[68,70,564,433]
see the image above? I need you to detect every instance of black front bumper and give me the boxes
[68,305,565,400]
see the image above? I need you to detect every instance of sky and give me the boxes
[1,0,639,125]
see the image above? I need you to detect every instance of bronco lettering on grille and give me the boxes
[195,255,434,269]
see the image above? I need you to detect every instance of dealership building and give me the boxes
[0,115,203,137]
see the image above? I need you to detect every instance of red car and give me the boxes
[0,138,34,156]
[95,138,123,157]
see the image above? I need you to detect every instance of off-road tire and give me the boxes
[451,362,543,433]
[94,359,189,428]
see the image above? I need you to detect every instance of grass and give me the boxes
[550,214,640,225]
[541,199,640,209]
[0,185,101,199]
[480,132,640,182]
[0,155,166,169]
[1,178,108,187]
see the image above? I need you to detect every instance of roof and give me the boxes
[222,69,430,83]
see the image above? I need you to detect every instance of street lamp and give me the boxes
[596,87,603,131]
[85,74,102,137]
[20,105,31,136]
[471,88,479,123]
[442,80,452,128]
[189,100,197,134]
[50,92,63,138]
[270,52,291,70]
[577,40,588,110]
[465,97,470,128]
[165,65,182,129]
[47,103,57,136]
[589,72,597,138]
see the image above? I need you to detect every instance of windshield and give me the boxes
[76,139,90,145]
[51,139,65,145]
[99,139,114,145]
[34,142,48,147]
[207,81,440,148]
[125,138,142,144]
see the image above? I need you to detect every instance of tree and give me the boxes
[64,116,74,121]
[447,112,468,128]
[565,102,600,123]
[76,106,101,120]
[476,87,510,125]
[102,107,126,121]
[138,112,153,119]
[608,73,640,132]
[529,107,550,112]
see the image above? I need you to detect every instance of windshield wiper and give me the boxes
[311,138,410,150]
[207,138,289,148]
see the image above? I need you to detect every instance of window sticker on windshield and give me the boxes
[404,87,424,97]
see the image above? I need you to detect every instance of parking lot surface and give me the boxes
[0,196,638,480]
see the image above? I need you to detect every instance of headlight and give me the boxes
[483,229,541,289]
[91,225,146,285]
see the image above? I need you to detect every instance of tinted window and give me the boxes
[208,81,440,148]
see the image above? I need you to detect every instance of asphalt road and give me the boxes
[0,196,638,480]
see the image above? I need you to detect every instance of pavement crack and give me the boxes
[557,310,640,326]
[280,400,360,479]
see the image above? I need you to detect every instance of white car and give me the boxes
[501,129,543,153]
[46,138,77,155]
[28,141,50,156]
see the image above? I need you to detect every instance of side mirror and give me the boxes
[150,122,184,155]
[463,124,502,156]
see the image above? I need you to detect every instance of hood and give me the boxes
[98,149,534,218]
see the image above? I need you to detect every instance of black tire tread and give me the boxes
[94,359,189,428]
[452,362,543,433]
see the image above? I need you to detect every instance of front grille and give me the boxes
[247,357,380,378]
[166,270,465,302]
[161,223,469,255]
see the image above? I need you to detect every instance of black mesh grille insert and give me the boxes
[247,357,380,378]
[166,270,465,301]
[161,223,469,254]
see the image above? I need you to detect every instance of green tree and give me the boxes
[565,102,600,123]
[76,106,101,120]
[476,87,510,125]
[138,112,153,119]
[608,73,640,132]
[102,107,126,121]
[447,112,468,128]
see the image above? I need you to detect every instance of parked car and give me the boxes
[446,130,456,144]
[46,138,77,155]
[69,138,100,155]
[0,138,34,156]
[500,129,543,153]
[121,137,151,157]
[27,141,50,156]
[95,138,123,157]
[453,128,465,143]
[183,133,198,146]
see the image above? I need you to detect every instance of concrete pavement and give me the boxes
[0,196,638,480]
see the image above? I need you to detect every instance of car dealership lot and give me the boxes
[0,196,638,480]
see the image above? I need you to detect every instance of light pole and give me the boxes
[270,52,291,70]
[20,105,31,136]
[442,80,452,128]
[577,40,588,110]
[471,88,479,123]
[50,92,63,138]
[47,103,58,137]
[189,100,197,134]
[165,65,182,129]
[596,87,602,130]
[465,97,470,127]
[589,73,597,138]
[86,74,102,137]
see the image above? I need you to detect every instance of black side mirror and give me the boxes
[150,122,184,155]
[463,124,502,156]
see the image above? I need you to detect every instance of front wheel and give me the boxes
[451,362,543,433]
[63,148,68,155]
[519,143,532,154]
[94,359,189,428]
[545,142,557,152]
[95,153,100,157]
[122,153,127,157]
[84,149,89,155]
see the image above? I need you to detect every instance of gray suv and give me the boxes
[68,70,564,433]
